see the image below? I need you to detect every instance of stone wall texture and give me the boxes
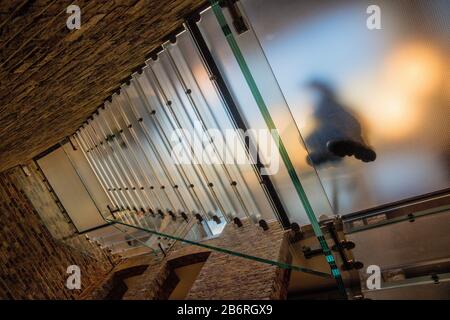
[0,0,205,172]
[0,166,115,299]
[0,164,290,300]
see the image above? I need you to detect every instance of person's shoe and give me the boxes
[354,144,377,162]
[327,140,376,162]
[327,140,355,157]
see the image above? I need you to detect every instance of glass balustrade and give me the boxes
[35,0,448,299]
[67,6,341,290]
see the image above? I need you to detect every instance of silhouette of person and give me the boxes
[305,80,376,166]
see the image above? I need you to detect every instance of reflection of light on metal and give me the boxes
[368,42,445,140]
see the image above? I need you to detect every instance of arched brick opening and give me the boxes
[104,264,150,300]
[80,262,150,300]
[123,250,212,300]
[85,220,291,300]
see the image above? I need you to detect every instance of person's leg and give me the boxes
[327,139,376,162]
[305,129,340,166]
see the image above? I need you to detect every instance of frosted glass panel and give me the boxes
[197,7,334,225]
[37,147,106,232]
[62,142,111,217]
[240,0,450,214]
[71,26,308,261]
[85,29,283,226]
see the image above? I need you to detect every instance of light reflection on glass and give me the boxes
[241,0,450,214]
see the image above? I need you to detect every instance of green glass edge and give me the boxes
[208,0,346,297]
[106,218,332,279]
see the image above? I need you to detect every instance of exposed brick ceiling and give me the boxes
[0,0,205,172]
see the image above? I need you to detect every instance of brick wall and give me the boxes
[0,0,206,172]
[119,220,291,300]
[121,245,211,300]
[80,255,153,300]
[10,161,117,260]
[0,167,115,299]
[1,162,291,300]
[187,220,291,300]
